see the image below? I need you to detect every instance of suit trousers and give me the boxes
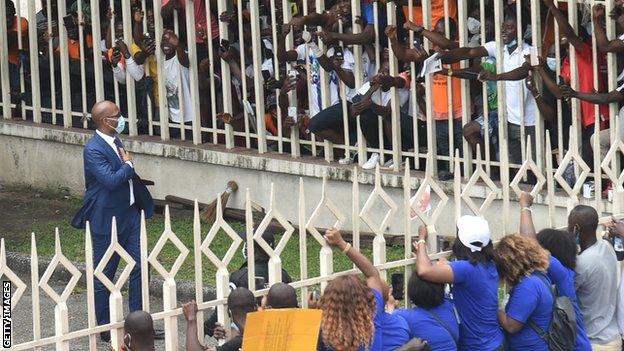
[92,205,142,326]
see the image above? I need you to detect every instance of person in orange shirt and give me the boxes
[400,0,457,28]
[404,18,464,180]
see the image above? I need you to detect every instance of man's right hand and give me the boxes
[119,148,132,163]
[182,300,198,322]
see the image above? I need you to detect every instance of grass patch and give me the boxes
[6,213,410,285]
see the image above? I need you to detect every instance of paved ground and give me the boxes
[10,275,217,350]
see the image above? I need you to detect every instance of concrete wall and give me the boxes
[1,121,582,238]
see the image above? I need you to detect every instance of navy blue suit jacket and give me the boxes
[72,133,154,235]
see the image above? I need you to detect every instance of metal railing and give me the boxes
[2,0,622,202]
[2,158,624,350]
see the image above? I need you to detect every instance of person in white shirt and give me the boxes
[110,39,145,85]
[161,29,193,136]
[439,7,536,165]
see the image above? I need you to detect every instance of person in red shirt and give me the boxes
[542,0,608,166]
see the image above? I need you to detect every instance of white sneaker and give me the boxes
[339,154,353,165]
[362,153,380,170]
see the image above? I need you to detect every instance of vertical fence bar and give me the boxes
[245,189,256,290]
[122,0,139,136]
[352,167,360,251]
[46,0,58,124]
[315,0,333,163]
[140,212,150,312]
[422,0,436,176]
[387,2,401,171]
[27,0,41,123]
[90,0,104,103]
[283,0,301,158]
[30,233,41,350]
[351,0,366,165]
[193,201,205,338]
[203,0,218,145]
[457,0,471,178]
[250,0,267,153]
[217,0,234,148]
[15,0,25,119]
[56,0,72,127]
[408,0,420,170]
[153,0,170,140]
[236,0,251,148]
[84,224,97,350]
[77,0,89,128]
[0,0,11,119]
[298,178,309,307]
[185,0,203,144]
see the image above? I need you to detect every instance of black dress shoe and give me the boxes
[438,170,454,181]
[154,329,165,340]
[100,331,111,343]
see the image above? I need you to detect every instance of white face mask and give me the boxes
[546,57,557,71]
[467,17,481,35]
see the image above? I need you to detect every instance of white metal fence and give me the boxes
[2,155,624,350]
[2,0,623,201]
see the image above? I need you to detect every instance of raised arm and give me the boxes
[544,0,584,51]
[593,5,624,53]
[526,76,556,123]
[480,62,530,81]
[414,225,454,283]
[404,21,458,50]
[183,301,206,351]
[325,228,384,292]
[439,46,488,64]
[534,63,563,99]
[319,25,376,46]
[560,85,624,104]
[276,25,299,62]
[518,192,537,239]
[386,25,429,63]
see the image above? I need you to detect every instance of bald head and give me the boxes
[228,287,256,314]
[267,283,298,309]
[91,101,120,132]
[568,205,599,237]
[124,311,154,350]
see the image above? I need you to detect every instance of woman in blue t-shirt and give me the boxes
[414,216,504,351]
[494,234,553,351]
[393,273,459,351]
[518,191,592,350]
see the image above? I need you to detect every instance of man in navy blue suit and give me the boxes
[72,101,155,342]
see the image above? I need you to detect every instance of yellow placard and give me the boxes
[241,309,322,351]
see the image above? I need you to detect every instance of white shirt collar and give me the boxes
[96,129,116,146]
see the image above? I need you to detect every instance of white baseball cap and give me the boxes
[457,215,491,252]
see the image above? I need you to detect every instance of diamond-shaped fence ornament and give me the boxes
[461,161,501,216]
[306,176,347,246]
[0,238,27,310]
[554,147,590,198]
[148,206,190,279]
[200,196,243,269]
[409,176,448,226]
[254,183,295,258]
[39,230,82,304]
[510,138,546,198]
[601,138,624,191]
[359,165,398,235]
[93,217,136,293]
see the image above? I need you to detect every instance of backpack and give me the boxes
[529,273,577,351]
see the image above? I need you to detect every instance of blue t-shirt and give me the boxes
[370,288,384,351]
[547,256,592,351]
[381,310,410,350]
[394,299,459,351]
[449,260,504,351]
[360,0,388,47]
[318,288,384,351]
[505,273,553,351]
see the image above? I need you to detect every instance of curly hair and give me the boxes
[319,275,376,350]
[494,234,550,286]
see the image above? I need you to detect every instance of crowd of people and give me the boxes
[115,190,624,351]
[7,0,624,182]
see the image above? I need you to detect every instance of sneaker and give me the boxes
[383,159,394,169]
[363,153,380,170]
[339,154,354,165]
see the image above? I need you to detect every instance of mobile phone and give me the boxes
[255,276,266,289]
[261,69,271,81]
[391,273,405,301]
[220,38,230,50]
[334,45,344,59]
[113,46,121,56]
